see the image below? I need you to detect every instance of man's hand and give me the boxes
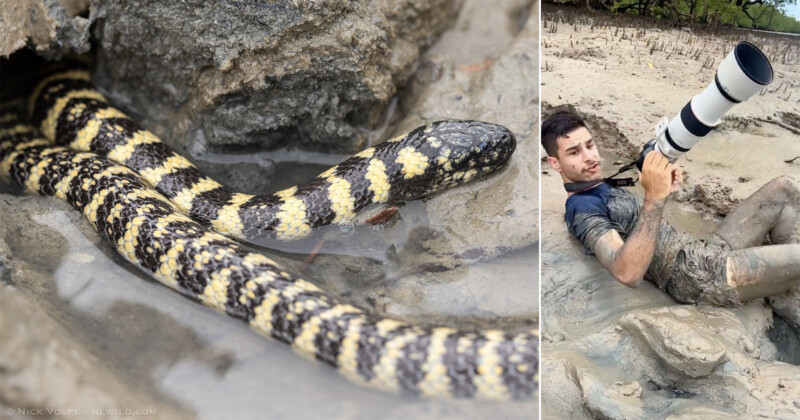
[640,151,680,203]
[671,166,683,193]
[591,151,676,288]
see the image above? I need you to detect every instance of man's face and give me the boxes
[546,127,602,183]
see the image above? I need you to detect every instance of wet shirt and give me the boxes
[564,182,691,288]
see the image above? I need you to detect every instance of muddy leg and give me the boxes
[726,245,800,327]
[726,245,800,301]
[714,176,800,249]
[718,177,800,328]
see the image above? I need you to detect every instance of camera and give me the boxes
[636,42,773,170]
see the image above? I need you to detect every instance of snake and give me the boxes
[26,59,519,245]
[0,60,538,400]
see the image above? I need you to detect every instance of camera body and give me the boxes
[636,42,773,171]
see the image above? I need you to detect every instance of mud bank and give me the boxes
[542,5,800,418]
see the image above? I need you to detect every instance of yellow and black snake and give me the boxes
[0,60,538,400]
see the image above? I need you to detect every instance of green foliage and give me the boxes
[734,3,800,31]
[606,0,800,32]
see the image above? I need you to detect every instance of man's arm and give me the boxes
[591,200,665,288]
[591,151,679,288]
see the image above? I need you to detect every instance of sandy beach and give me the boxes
[541,4,800,418]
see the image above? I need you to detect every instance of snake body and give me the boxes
[27,61,517,245]
[0,62,538,400]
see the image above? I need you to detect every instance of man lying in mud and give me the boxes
[542,110,800,325]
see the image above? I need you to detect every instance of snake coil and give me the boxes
[0,60,538,400]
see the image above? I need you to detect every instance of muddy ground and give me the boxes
[542,4,800,419]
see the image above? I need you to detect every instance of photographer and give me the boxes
[543,110,800,326]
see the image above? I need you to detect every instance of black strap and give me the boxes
[563,161,638,193]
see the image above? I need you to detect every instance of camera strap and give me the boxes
[563,161,638,193]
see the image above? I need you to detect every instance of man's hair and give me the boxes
[541,111,587,157]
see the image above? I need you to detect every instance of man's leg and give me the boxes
[712,176,800,326]
[714,176,800,249]
[726,245,800,301]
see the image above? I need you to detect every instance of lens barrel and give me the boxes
[654,42,773,161]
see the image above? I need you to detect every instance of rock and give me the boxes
[619,307,727,378]
[91,0,462,152]
[0,0,92,59]
[0,196,191,418]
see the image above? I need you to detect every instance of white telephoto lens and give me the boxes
[716,42,773,102]
[644,42,773,169]
[691,85,735,127]
[659,114,702,160]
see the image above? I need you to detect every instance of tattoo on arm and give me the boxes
[591,200,665,287]
[629,200,665,245]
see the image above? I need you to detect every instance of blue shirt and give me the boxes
[563,182,693,288]
[564,183,640,253]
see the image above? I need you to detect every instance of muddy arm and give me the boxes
[592,200,665,288]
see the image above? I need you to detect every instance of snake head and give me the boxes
[386,120,516,202]
[433,119,516,173]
